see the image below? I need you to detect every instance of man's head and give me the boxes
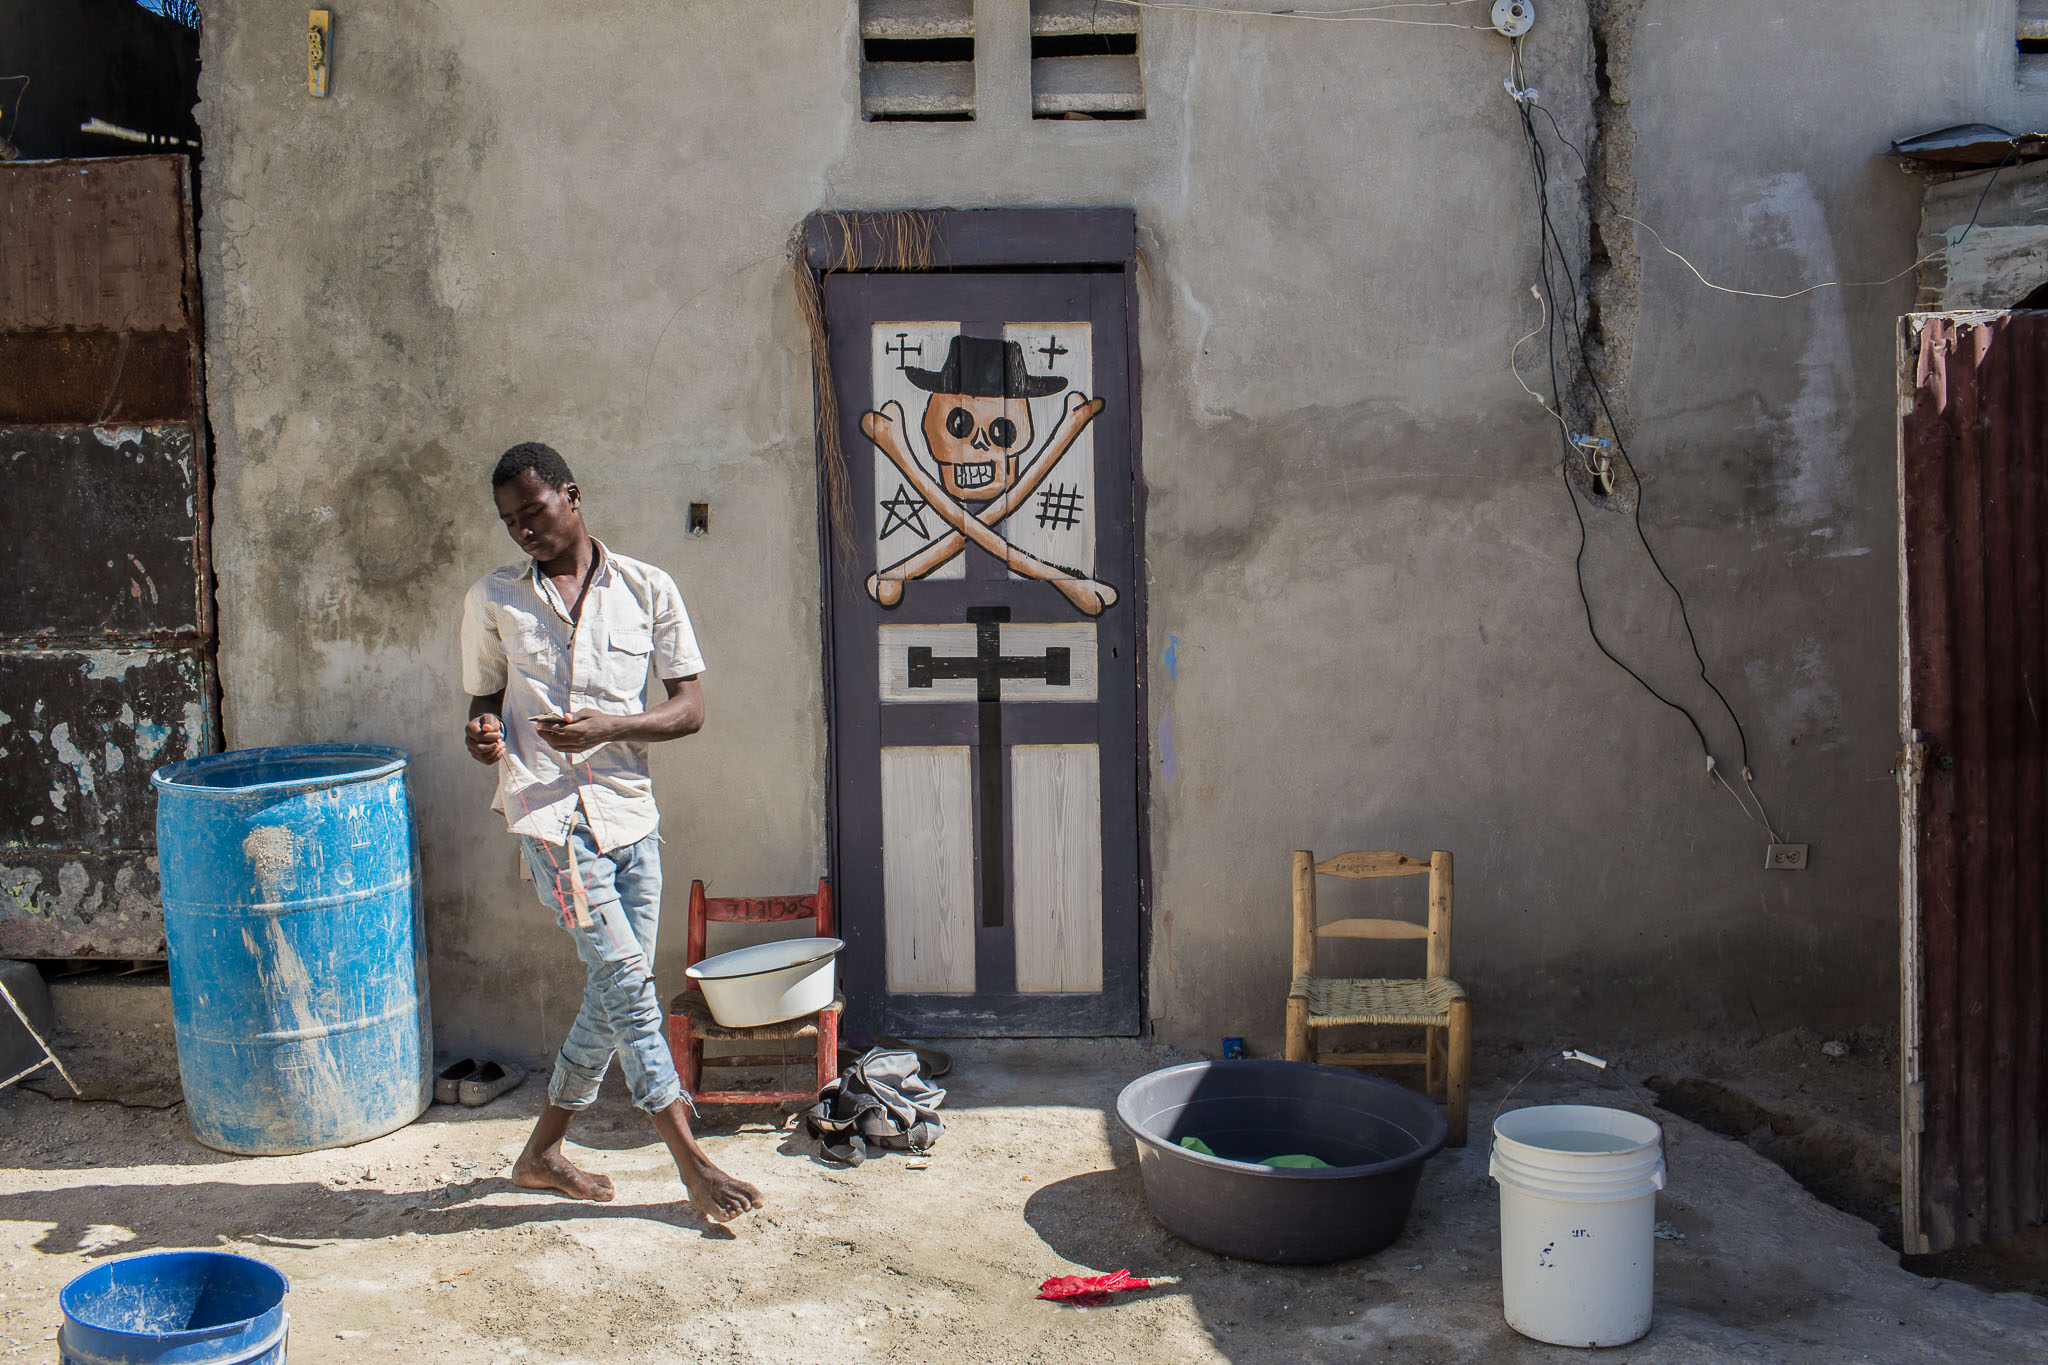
[491,442,585,562]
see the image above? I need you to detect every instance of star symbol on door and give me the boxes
[878,481,932,541]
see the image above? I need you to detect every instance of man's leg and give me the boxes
[509,828,620,1201]
[510,972,618,1200]
[513,1102,613,1201]
[650,1099,763,1223]
[605,833,764,1223]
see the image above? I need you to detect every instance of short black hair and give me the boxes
[491,442,575,491]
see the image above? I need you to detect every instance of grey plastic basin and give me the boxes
[1116,1059,1448,1263]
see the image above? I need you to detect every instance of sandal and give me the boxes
[434,1058,480,1105]
[458,1060,525,1107]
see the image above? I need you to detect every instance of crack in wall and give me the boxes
[1531,1,1643,508]
[1580,0,1643,449]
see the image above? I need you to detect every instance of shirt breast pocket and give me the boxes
[604,627,654,702]
[506,620,558,666]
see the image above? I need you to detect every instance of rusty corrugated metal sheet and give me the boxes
[2,425,203,640]
[0,157,192,329]
[0,157,199,426]
[0,156,214,958]
[0,332,195,425]
[1899,310,2048,1253]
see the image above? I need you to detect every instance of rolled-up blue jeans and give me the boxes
[517,822,684,1114]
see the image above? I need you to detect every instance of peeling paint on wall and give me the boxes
[49,722,98,805]
[1,426,203,641]
[0,648,208,955]
[0,853,165,957]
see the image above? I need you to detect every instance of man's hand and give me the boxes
[465,711,505,764]
[534,709,624,754]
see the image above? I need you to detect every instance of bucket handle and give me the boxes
[1490,1047,1660,1136]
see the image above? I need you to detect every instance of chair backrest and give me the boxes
[1290,850,1452,983]
[686,878,833,969]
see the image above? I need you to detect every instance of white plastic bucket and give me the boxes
[1490,1104,1666,1348]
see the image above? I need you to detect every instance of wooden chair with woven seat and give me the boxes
[667,878,840,1106]
[1285,849,1472,1145]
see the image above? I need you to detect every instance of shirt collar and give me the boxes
[527,537,611,619]
[524,535,609,576]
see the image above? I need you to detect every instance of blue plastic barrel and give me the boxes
[151,744,431,1155]
[60,1250,288,1364]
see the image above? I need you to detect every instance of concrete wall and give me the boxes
[194,1,2048,1061]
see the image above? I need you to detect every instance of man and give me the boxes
[459,441,763,1223]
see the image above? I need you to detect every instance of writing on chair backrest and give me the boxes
[687,880,834,970]
[1293,851,1453,981]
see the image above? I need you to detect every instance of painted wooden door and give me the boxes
[824,271,1140,1036]
[1898,311,2048,1254]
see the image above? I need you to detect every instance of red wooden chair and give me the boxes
[667,878,839,1105]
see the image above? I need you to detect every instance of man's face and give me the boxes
[921,392,1033,501]
[494,470,583,562]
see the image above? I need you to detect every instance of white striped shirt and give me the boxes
[460,539,703,851]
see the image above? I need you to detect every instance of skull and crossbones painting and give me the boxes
[862,333,1113,617]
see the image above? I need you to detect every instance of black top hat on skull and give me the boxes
[903,335,1068,399]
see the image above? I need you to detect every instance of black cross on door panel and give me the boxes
[909,605,1071,930]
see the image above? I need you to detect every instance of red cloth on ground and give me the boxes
[1036,1269,1155,1307]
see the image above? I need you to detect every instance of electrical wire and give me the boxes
[1097,0,1492,28]
[1529,101,2022,302]
[1720,769,1780,842]
[1510,62,1705,757]
[1515,87,2023,843]
[0,76,27,140]
[637,250,783,444]
[1516,94,2031,840]
[1509,283,1575,437]
[1508,40,1796,841]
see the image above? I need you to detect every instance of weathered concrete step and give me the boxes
[48,967,174,1040]
[1649,1072,1903,1245]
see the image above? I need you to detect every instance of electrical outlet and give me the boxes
[1766,843,1809,871]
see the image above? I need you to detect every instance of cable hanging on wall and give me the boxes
[1505,35,1787,846]
[1506,60,2026,847]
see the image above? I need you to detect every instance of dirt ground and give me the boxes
[3,1037,2046,1364]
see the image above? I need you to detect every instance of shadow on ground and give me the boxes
[1023,1164,1423,1360]
[0,1174,738,1260]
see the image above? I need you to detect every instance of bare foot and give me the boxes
[681,1158,764,1224]
[511,1149,615,1202]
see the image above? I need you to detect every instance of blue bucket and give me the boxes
[59,1251,289,1364]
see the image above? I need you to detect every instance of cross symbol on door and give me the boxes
[907,605,1071,927]
[907,606,1070,700]
[885,333,924,370]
